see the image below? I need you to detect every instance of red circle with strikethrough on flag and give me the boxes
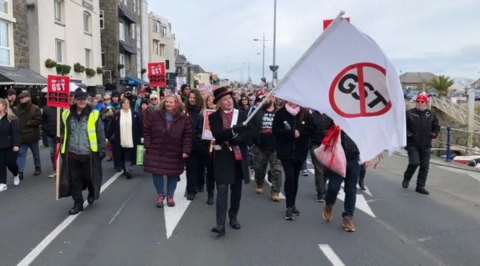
[329,62,392,118]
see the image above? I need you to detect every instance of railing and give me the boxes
[429,97,480,129]
[433,126,480,162]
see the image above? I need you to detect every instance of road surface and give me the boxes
[1,147,479,266]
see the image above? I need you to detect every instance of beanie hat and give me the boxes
[150,91,159,99]
[416,92,429,103]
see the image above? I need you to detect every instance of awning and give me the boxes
[118,7,135,23]
[0,66,47,86]
[126,76,149,86]
[119,41,136,55]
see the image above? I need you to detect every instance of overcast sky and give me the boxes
[149,0,480,83]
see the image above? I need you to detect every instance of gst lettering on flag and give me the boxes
[272,14,406,162]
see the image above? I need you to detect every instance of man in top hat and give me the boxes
[208,87,252,235]
[59,88,106,215]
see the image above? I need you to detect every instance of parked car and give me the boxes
[428,88,438,97]
[406,90,419,102]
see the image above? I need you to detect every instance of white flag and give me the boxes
[274,17,406,162]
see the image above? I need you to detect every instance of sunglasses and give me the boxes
[416,100,425,103]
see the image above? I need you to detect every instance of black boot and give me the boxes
[292,206,301,216]
[69,202,84,215]
[186,193,195,201]
[359,164,366,190]
[229,218,241,230]
[33,167,41,176]
[402,178,410,189]
[19,172,24,180]
[211,225,225,235]
[358,178,366,190]
[415,187,429,195]
[87,192,95,205]
[207,193,214,205]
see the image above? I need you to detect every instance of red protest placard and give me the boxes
[323,17,350,30]
[47,75,70,108]
[148,62,166,87]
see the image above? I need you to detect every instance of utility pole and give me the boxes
[253,32,268,80]
[269,0,279,86]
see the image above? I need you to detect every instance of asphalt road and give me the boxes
[1,147,480,266]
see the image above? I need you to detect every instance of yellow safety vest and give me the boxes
[61,109,100,153]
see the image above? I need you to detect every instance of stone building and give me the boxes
[100,0,147,90]
[13,0,29,68]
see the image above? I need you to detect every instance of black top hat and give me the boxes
[213,87,233,104]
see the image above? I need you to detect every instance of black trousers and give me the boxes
[69,156,94,203]
[216,162,243,226]
[281,159,303,208]
[185,150,206,194]
[120,147,134,173]
[359,163,366,182]
[0,148,18,184]
[206,154,215,194]
[404,146,431,188]
[111,139,122,169]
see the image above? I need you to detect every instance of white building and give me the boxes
[26,0,102,87]
[147,13,175,74]
[1,0,16,67]
[141,0,148,78]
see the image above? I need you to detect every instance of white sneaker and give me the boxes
[49,173,56,178]
[13,175,20,186]
[0,183,7,191]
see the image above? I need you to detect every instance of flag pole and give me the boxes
[244,10,346,124]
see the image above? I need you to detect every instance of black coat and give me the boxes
[0,116,20,149]
[42,106,57,137]
[209,109,252,185]
[107,110,143,163]
[187,109,203,152]
[406,108,440,148]
[272,107,315,161]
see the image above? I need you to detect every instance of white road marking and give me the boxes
[108,189,137,224]
[437,166,480,183]
[264,174,286,199]
[164,172,191,239]
[17,171,123,266]
[318,244,346,266]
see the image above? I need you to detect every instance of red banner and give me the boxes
[323,17,350,30]
[148,62,166,87]
[47,75,70,108]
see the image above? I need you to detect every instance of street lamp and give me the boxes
[253,32,268,80]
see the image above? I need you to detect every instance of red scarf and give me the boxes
[220,110,242,160]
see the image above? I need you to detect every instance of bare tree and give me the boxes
[454,77,475,89]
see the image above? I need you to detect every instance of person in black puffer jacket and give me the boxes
[320,114,361,232]
[272,102,315,220]
[185,89,207,200]
[42,105,58,178]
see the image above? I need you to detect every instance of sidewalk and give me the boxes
[394,149,479,173]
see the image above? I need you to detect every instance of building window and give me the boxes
[85,49,91,68]
[130,23,135,38]
[137,48,141,79]
[0,20,9,66]
[124,0,127,5]
[119,21,125,41]
[54,0,62,23]
[160,44,165,57]
[55,39,63,63]
[160,26,166,38]
[136,25,141,49]
[153,21,160,33]
[83,12,91,33]
[101,48,105,67]
[133,0,136,12]
[99,10,104,29]
[119,53,125,77]
[0,0,7,15]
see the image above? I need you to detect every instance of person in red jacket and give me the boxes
[143,95,192,207]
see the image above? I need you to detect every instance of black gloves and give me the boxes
[232,124,248,134]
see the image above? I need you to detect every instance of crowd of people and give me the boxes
[0,85,439,235]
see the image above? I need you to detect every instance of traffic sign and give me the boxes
[329,62,392,118]
[148,62,166,87]
[47,75,70,108]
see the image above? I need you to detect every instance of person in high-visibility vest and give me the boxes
[58,88,107,215]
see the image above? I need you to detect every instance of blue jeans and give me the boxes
[17,141,41,173]
[47,136,56,171]
[301,160,307,171]
[152,174,178,197]
[324,159,360,217]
